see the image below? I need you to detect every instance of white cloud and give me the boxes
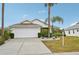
[22,14,29,19]
[38,10,46,14]
[21,14,36,20]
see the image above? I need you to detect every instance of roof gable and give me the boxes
[31,19,48,27]
[9,19,47,28]
[32,19,47,25]
[21,20,32,24]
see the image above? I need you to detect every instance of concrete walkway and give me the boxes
[0,38,52,55]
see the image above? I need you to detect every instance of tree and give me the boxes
[2,1,5,36]
[45,16,63,34]
[51,16,63,27]
[45,3,55,38]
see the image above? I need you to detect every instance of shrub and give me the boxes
[10,33,14,39]
[39,27,62,38]
[53,33,62,37]
[38,32,53,38]
[41,28,48,34]
[38,33,41,38]
[0,36,5,45]
[4,30,10,40]
[41,32,48,37]
[50,33,53,37]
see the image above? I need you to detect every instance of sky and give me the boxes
[0,3,79,28]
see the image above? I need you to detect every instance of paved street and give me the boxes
[0,38,52,55]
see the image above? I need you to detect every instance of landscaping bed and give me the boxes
[0,29,14,45]
[0,36,5,45]
[42,36,79,53]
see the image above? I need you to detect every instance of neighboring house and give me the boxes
[64,22,79,36]
[10,19,48,38]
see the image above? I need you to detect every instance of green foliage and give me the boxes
[10,33,14,39]
[45,3,56,7]
[0,29,11,45]
[38,27,62,38]
[53,32,62,37]
[41,32,48,37]
[0,36,5,45]
[41,27,48,33]
[38,32,52,38]
[51,16,63,23]
[45,16,64,24]
[38,33,41,38]
[38,27,53,38]
[40,27,49,37]
[52,26,62,37]
[4,30,10,40]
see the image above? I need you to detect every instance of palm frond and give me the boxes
[45,3,47,7]
[44,3,56,7]
[51,16,64,24]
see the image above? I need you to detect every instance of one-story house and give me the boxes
[10,19,48,38]
[64,22,79,36]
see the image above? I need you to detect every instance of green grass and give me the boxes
[42,36,79,53]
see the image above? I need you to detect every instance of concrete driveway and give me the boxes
[0,38,52,55]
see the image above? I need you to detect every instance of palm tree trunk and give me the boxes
[52,23,53,34]
[2,3,5,36]
[48,5,51,38]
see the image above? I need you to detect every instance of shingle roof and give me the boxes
[10,23,41,28]
[64,22,79,30]
[32,19,48,25]
[21,20,32,24]
[9,19,47,28]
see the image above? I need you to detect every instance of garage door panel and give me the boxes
[12,28,40,38]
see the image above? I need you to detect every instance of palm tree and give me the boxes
[51,16,63,26]
[51,16,63,33]
[45,16,63,35]
[45,3,55,38]
[2,1,5,36]
[51,16,64,47]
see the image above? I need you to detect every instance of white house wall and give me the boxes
[65,29,79,36]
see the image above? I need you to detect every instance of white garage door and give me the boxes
[12,28,40,38]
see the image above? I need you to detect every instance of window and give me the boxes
[73,29,74,34]
[68,31,70,34]
[77,29,79,32]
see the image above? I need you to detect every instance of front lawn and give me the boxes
[42,36,79,53]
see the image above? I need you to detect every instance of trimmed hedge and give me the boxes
[38,33,53,38]
[38,32,62,38]
[38,27,63,38]
[38,33,41,38]
[53,33,62,37]
[10,33,14,39]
